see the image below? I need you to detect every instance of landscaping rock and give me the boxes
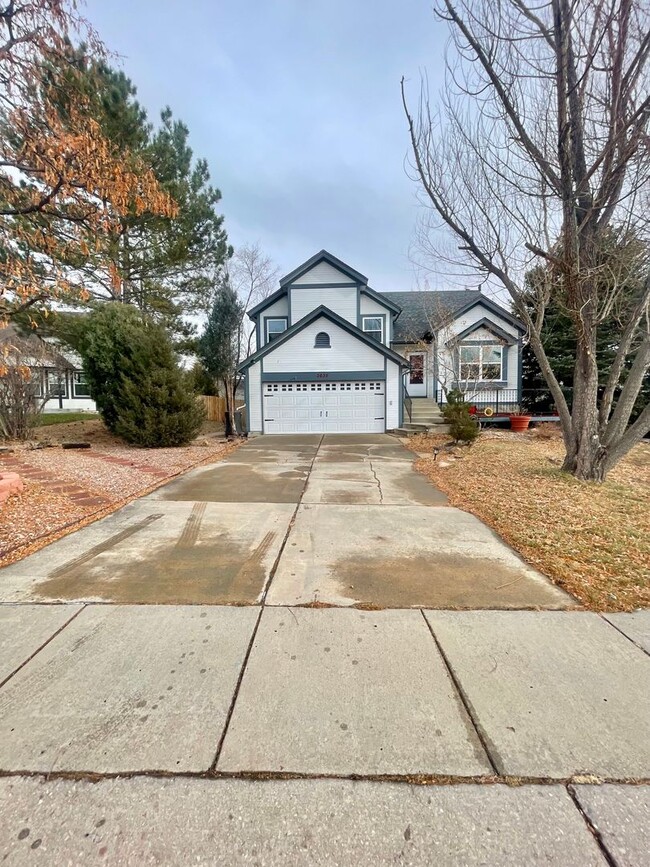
[0,472,24,505]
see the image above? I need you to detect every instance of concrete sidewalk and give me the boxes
[0,602,648,864]
[0,435,648,864]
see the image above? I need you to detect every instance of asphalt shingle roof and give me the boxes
[380,290,482,343]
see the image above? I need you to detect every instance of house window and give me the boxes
[30,369,44,397]
[314,332,330,348]
[45,369,68,398]
[459,345,503,381]
[73,371,91,398]
[265,318,287,342]
[362,316,383,343]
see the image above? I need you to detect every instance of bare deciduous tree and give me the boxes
[402,0,650,480]
[0,326,70,439]
[228,241,281,360]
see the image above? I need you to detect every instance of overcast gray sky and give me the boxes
[84,0,446,291]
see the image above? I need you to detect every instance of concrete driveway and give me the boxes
[0,434,571,608]
[0,434,570,609]
[1,435,649,864]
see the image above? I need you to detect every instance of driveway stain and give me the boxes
[332,554,568,608]
[157,464,306,503]
[35,531,276,605]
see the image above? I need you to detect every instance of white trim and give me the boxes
[459,344,503,381]
[361,315,383,344]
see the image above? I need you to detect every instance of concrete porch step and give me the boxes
[403,422,430,431]
[392,424,451,437]
[407,416,446,425]
[410,412,444,421]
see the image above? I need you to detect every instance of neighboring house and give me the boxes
[238,250,525,435]
[0,325,96,412]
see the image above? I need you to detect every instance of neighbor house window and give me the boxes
[265,318,287,342]
[73,371,91,398]
[45,369,67,398]
[314,331,331,348]
[30,369,44,397]
[362,316,383,343]
[459,344,503,381]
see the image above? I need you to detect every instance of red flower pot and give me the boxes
[510,414,532,432]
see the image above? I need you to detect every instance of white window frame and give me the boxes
[265,317,288,342]
[45,368,68,398]
[72,370,91,398]
[459,344,503,382]
[362,315,383,343]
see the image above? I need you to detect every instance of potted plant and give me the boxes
[510,409,532,431]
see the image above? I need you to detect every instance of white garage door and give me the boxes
[263,381,385,434]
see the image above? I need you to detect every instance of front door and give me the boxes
[407,352,427,397]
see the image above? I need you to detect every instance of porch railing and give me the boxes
[404,384,412,423]
[435,388,572,415]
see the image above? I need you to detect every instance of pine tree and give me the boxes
[198,277,244,436]
[78,304,204,446]
[44,49,231,343]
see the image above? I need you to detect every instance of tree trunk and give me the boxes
[560,315,608,481]
[223,377,236,438]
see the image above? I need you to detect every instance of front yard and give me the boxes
[0,418,239,566]
[410,429,649,611]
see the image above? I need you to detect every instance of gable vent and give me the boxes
[314,331,331,348]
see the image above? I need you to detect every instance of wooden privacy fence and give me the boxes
[199,396,247,428]
[199,395,226,423]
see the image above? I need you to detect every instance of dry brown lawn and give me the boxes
[409,428,649,611]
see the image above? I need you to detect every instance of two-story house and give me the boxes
[238,250,525,435]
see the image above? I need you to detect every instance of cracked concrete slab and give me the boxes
[425,611,650,778]
[0,604,82,683]
[572,784,650,867]
[302,460,448,506]
[218,607,492,776]
[267,504,570,608]
[0,778,607,866]
[603,611,650,654]
[0,605,257,773]
[0,502,294,604]
[311,433,419,464]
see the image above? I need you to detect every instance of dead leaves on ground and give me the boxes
[410,432,649,611]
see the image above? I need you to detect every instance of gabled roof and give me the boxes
[279,250,368,287]
[0,323,75,369]
[238,305,408,371]
[381,290,524,343]
[452,317,518,345]
[247,286,287,319]
[361,285,402,314]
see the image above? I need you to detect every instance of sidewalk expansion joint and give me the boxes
[567,784,618,867]
[420,609,501,776]
[0,768,648,788]
[208,435,324,773]
[0,605,87,691]
[598,613,650,658]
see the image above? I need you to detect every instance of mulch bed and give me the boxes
[408,429,650,612]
